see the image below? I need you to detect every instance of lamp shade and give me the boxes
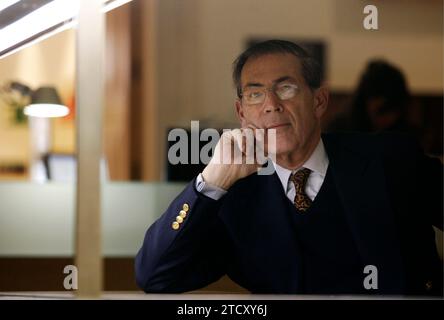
[31,86,62,105]
[24,86,69,118]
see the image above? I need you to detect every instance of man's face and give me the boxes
[235,53,328,158]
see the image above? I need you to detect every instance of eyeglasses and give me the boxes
[240,82,299,106]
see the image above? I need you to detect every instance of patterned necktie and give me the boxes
[290,167,312,212]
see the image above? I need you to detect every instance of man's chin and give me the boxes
[267,144,296,159]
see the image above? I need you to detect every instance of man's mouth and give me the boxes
[266,123,290,129]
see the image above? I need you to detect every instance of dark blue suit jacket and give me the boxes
[135,132,443,295]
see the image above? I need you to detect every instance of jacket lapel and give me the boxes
[322,133,405,294]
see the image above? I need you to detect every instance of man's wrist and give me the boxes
[202,166,233,190]
[196,173,227,200]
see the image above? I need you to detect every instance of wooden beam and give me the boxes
[75,0,105,297]
[130,0,159,181]
[104,5,131,180]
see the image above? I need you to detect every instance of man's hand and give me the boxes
[202,128,267,190]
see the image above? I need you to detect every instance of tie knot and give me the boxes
[290,167,311,186]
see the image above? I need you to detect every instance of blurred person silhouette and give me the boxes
[328,60,416,134]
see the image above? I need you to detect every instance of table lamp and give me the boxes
[24,86,69,182]
[24,86,69,118]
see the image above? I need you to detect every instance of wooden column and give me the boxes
[130,0,159,181]
[75,0,105,297]
[104,5,131,181]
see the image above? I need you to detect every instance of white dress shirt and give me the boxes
[196,138,329,202]
[273,138,329,202]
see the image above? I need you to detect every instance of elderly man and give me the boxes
[135,40,443,296]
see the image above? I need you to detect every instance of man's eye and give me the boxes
[279,84,296,91]
[247,91,263,99]
[277,84,298,98]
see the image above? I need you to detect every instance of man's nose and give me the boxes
[263,90,283,113]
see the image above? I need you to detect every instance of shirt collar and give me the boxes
[273,138,329,191]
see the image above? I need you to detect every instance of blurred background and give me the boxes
[0,0,442,293]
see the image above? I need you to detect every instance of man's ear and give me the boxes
[313,86,329,119]
[235,99,248,128]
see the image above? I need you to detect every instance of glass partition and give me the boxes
[0,182,186,257]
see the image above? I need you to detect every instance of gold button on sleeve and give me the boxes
[182,203,189,212]
[176,216,184,224]
[172,221,180,230]
[179,210,187,218]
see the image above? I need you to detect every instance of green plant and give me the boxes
[0,81,31,125]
